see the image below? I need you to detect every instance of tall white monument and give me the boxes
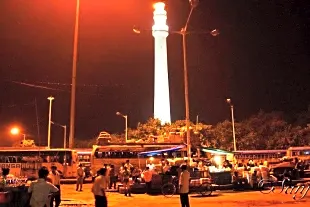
[152,2,171,124]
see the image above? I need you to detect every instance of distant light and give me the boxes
[210,29,220,37]
[214,155,222,165]
[10,127,20,135]
[133,28,141,34]
[47,96,54,101]
[189,0,199,8]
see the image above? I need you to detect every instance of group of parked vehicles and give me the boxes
[0,144,309,185]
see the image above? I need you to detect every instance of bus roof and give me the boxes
[234,150,286,154]
[0,147,75,152]
[75,148,92,152]
[94,143,183,147]
[287,146,310,150]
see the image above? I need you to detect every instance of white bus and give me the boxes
[287,146,310,160]
[76,148,92,166]
[91,143,186,175]
[233,150,287,162]
[0,147,78,178]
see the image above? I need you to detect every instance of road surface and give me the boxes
[60,184,309,207]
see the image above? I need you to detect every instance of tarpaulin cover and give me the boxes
[138,145,185,156]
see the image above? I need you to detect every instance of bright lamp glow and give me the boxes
[10,127,20,135]
[152,2,171,124]
[153,2,165,10]
[213,156,222,165]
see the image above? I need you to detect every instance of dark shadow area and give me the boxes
[190,194,220,198]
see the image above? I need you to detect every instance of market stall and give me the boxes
[199,147,234,185]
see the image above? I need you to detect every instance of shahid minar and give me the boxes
[152,2,171,124]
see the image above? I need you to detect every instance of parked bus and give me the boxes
[233,150,287,163]
[0,147,78,178]
[77,148,92,165]
[77,148,92,178]
[91,143,185,175]
[287,146,310,160]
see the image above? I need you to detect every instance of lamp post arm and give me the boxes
[51,121,66,129]
[183,6,194,32]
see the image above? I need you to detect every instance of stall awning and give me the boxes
[201,147,233,155]
[138,145,185,156]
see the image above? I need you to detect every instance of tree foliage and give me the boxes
[75,111,310,150]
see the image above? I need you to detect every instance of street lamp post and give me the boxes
[51,121,67,149]
[69,0,81,149]
[226,98,237,151]
[116,112,128,143]
[47,96,54,149]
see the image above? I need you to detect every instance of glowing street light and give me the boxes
[226,98,237,151]
[10,127,26,140]
[116,112,128,143]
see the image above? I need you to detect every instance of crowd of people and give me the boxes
[0,155,307,207]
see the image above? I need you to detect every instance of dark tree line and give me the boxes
[75,108,310,151]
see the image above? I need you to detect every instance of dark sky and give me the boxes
[0,0,310,147]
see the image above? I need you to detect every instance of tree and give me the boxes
[295,105,310,127]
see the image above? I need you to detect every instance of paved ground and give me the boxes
[60,184,309,207]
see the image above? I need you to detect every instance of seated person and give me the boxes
[250,170,259,189]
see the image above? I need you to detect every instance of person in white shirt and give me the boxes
[76,164,84,191]
[28,167,59,207]
[48,166,61,207]
[179,165,190,207]
[147,163,155,171]
[92,168,108,207]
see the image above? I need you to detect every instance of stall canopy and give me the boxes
[138,145,185,156]
[201,147,233,155]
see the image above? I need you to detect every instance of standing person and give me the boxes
[48,166,61,207]
[109,165,117,189]
[124,160,133,172]
[122,167,131,196]
[76,164,84,191]
[92,168,108,207]
[142,167,153,194]
[28,167,59,207]
[179,165,190,207]
[105,164,111,189]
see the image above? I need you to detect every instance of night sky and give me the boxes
[0,0,309,147]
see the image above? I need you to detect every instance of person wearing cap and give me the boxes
[92,168,108,207]
[76,164,85,191]
[179,165,190,207]
[48,166,61,207]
